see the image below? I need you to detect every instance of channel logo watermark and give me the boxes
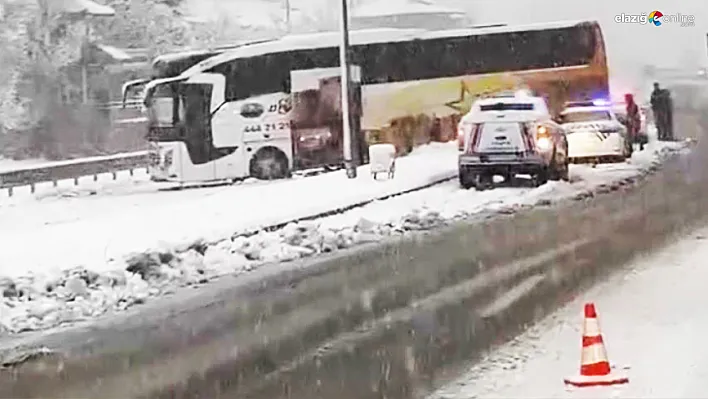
[615,10,695,27]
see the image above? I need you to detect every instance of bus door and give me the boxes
[290,66,363,170]
[188,72,250,180]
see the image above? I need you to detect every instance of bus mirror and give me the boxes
[121,78,150,108]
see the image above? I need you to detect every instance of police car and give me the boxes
[559,99,633,164]
[457,91,569,190]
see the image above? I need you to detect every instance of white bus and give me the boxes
[135,20,609,183]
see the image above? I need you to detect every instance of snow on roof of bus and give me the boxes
[153,50,218,64]
[352,0,466,18]
[153,38,278,65]
[421,19,598,40]
[181,19,598,77]
[181,28,426,75]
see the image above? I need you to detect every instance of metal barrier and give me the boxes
[0,151,149,196]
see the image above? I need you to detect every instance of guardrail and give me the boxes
[0,151,149,196]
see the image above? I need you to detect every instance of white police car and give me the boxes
[559,99,633,164]
[457,91,569,190]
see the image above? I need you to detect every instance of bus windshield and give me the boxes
[145,82,212,142]
[146,83,177,127]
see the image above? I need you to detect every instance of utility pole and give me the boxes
[284,0,291,34]
[81,20,90,104]
[338,0,356,178]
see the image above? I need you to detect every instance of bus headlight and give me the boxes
[163,149,174,168]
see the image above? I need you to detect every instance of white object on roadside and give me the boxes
[368,143,396,180]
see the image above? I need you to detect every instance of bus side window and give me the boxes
[355,43,387,84]
[264,52,290,94]
[383,42,406,82]
[412,39,440,80]
[208,61,239,102]
[457,34,486,74]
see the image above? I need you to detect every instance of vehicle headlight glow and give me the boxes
[536,137,552,150]
[592,98,610,106]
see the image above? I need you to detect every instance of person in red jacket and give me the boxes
[624,93,644,151]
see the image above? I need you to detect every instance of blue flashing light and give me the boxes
[592,99,610,106]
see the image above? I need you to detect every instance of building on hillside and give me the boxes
[350,0,470,30]
[77,43,150,104]
[54,43,150,154]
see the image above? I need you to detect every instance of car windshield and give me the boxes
[561,110,611,123]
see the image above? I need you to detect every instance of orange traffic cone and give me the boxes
[564,303,628,387]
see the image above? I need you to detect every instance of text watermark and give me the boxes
[615,11,695,27]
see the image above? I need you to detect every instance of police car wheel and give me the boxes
[561,162,570,181]
[478,173,494,190]
[459,171,477,190]
[503,172,516,186]
[548,150,568,181]
[625,140,634,157]
[534,168,549,187]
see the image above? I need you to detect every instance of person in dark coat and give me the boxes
[650,82,667,140]
[624,93,644,150]
[663,88,675,140]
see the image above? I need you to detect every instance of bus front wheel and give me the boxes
[249,148,291,180]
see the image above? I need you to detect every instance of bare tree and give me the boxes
[95,0,192,57]
[0,0,89,158]
[0,0,33,132]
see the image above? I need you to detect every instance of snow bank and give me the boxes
[0,142,457,279]
[0,141,686,335]
[0,157,49,174]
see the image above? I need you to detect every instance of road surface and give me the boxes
[430,224,708,399]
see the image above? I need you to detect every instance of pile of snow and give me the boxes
[0,141,687,334]
[0,142,458,281]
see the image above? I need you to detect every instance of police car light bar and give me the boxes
[564,99,610,108]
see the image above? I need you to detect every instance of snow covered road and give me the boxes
[429,224,708,399]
